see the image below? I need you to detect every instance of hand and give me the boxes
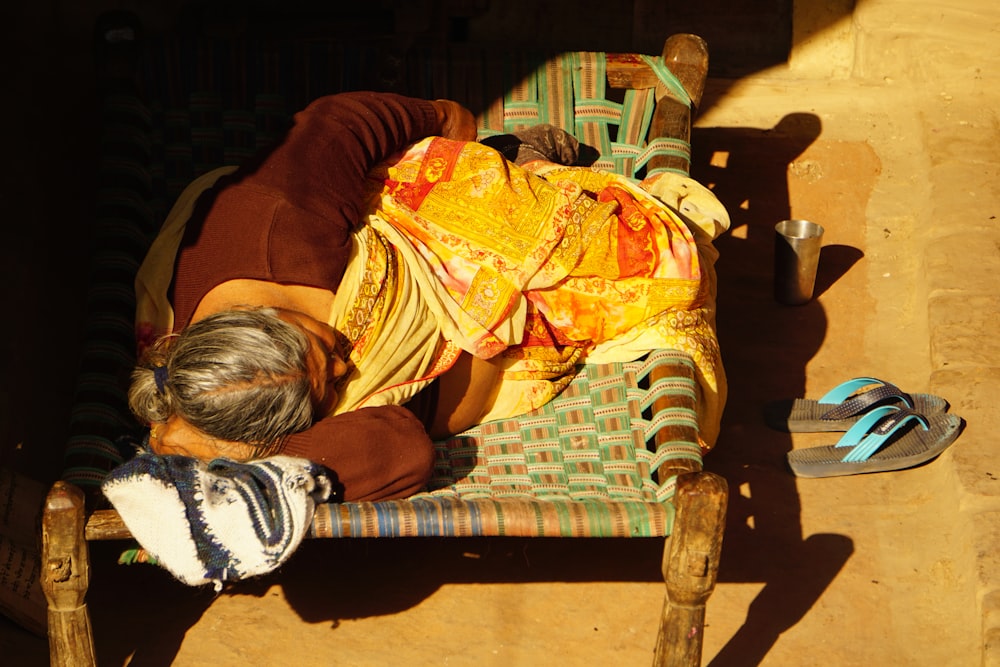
[432,99,478,141]
[149,415,256,461]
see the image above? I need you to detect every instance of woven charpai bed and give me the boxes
[42,11,727,667]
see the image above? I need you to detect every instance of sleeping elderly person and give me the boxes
[127,91,729,503]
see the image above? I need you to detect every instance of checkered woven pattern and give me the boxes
[309,350,701,538]
[399,47,692,177]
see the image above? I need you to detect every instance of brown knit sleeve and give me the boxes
[280,405,435,503]
[243,91,440,236]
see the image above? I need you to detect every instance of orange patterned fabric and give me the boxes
[368,137,724,446]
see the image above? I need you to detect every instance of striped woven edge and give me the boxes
[638,138,692,177]
[310,496,672,539]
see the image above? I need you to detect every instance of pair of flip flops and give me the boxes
[764,377,963,478]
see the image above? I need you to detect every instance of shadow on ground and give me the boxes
[694,115,861,664]
[86,537,673,666]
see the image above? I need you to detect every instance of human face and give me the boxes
[273,309,349,414]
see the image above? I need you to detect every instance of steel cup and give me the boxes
[774,219,825,305]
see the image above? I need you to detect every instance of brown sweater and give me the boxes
[168,92,442,502]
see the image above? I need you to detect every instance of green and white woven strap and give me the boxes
[639,54,693,107]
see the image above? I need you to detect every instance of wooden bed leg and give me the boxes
[41,481,97,667]
[653,471,727,667]
[648,34,709,177]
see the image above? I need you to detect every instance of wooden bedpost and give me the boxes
[645,33,721,666]
[41,481,97,667]
[654,471,727,667]
[648,33,709,176]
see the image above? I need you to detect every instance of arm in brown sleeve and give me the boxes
[279,406,435,503]
[245,91,444,233]
[170,91,458,331]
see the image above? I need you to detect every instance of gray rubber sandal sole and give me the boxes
[787,412,963,478]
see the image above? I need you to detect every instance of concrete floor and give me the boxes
[3,2,999,666]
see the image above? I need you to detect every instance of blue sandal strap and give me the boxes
[834,405,900,449]
[835,407,930,463]
[817,377,915,421]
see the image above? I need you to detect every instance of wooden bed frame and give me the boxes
[41,13,727,666]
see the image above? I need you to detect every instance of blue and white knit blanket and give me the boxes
[102,453,332,589]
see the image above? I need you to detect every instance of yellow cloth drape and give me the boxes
[368,138,728,446]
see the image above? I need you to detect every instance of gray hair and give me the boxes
[129,308,315,455]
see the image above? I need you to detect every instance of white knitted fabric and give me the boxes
[102,454,331,589]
